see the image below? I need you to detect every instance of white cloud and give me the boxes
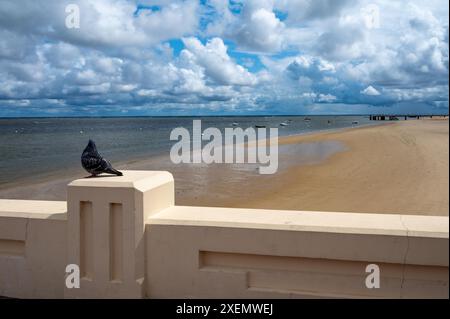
[233,6,285,52]
[361,85,381,96]
[287,56,336,79]
[317,93,337,102]
[181,37,257,86]
[0,0,198,49]
[0,0,447,115]
[206,0,285,53]
[172,68,207,94]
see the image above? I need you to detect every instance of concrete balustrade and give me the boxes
[0,170,448,298]
[65,171,174,298]
[147,207,448,298]
[0,200,67,298]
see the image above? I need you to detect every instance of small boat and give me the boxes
[279,122,289,126]
[232,122,238,126]
[304,117,311,122]
[255,125,266,128]
[352,121,359,125]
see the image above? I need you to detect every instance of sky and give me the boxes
[0,0,448,117]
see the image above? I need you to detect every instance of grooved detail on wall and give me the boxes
[0,239,25,257]
[80,201,93,280]
[199,251,449,298]
[109,203,123,282]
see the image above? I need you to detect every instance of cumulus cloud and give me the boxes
[276,0,355,23]
[206,0,286,53]
[286,56,335,80]
[361,86,381,96]
[181,37,257,86]
[233,6,285,52]
[0,0,448,116]
[0,0,199,49]
[315,23,373,61]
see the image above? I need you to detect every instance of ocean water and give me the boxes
[0,116,373,187]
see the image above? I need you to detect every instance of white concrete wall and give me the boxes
[0,200,67,298]
[0,171,448,298]
[146,206,449,298]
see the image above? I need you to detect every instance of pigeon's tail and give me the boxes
[105,167,123,176]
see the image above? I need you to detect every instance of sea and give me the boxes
[0,115,375,188]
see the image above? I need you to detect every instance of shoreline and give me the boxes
[0,118,448,216]
[0,117,373,191]
[0,120,371,195]
[204,118,448,216]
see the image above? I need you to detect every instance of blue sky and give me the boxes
[0,0,448,117]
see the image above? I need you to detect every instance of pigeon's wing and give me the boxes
[82,154,108,174]
[82,154,99,170]
[82,149,122,176]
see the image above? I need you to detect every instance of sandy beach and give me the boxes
[0,118,448,216]
[197,118,448,216]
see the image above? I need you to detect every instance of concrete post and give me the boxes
[64,170,174,298]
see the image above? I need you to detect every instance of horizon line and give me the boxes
[0,113,448,119]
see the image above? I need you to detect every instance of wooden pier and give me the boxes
[369,115,447,121]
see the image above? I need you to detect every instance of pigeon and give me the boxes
[81,139,123,177]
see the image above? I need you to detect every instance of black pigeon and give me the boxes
[81,139,123,177]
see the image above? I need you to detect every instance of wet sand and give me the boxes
[208,118,448,216]
[0,118,448,216]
